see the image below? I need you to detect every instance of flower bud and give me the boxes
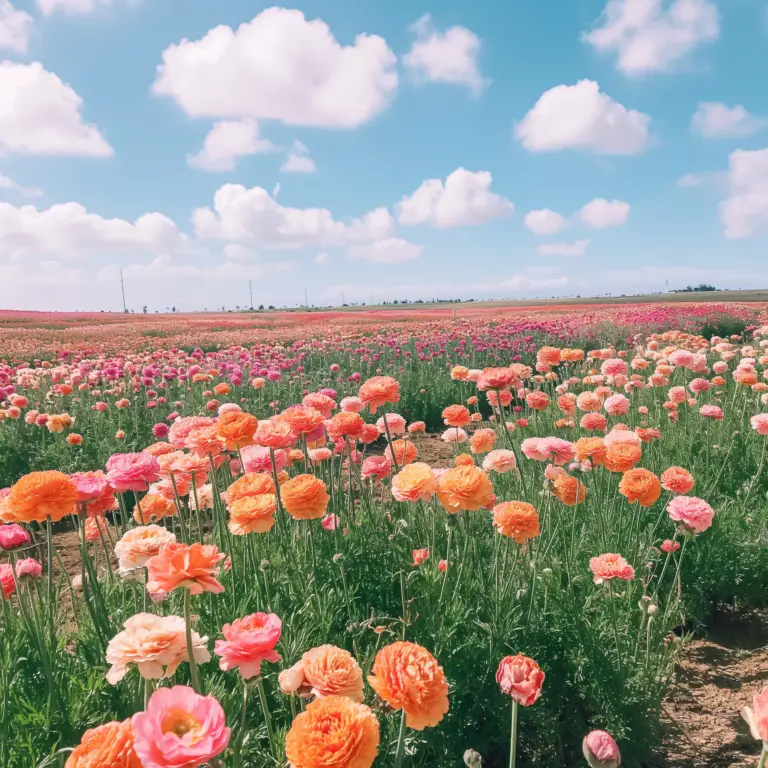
[463,749,483,768]
[582,730,621,768]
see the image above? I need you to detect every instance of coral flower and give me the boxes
[492,502,540,544]
[384,439,419,467]
[469,428,497,455]
[442,404,472,427]
[327,412,365,442]
[482,449,518,473]
[229,494,277,535]
[589,553,635,584]
[65,719,142,768]
[132,686,230,768]
[496,654,544,706]
[574,437,607,467]
[741,686,768,743]
[106,453,161,493]
[281,474,329,520]
[699,404,723,420]
[8,470,79,524]
[525,391,550,411]
[358,376,400,413]
[552,474,587,506]
[115,525,177,578]
[226,473,276,505]
[661,467,695,494]
[214,612,282,679]
[412,548,430,566]
[216,410,258,449]
[660,539,680,553]
[436,465,494,513]
[583,730,621,768]
[106,613,210,685]
[477,367,517,391]
[145,542,225,597]
[391,463,437,503]
[0,523,30,550]
[667,496,714,535]
[581,412,608,431]
[408,421,426,434]
[133,493,176,524]
[603,442,642,473]
[281,406,325,436]
[84,515,109,542]
[255,419,297,449]
[0,563,14,599]
[285,696,380,768]
[618,468,662,507]
[577,392,603,412]
[367,641,449,730]
[279,645,365,702]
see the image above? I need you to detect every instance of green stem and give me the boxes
[509,699,519,768]
[757,745,767,768]
[233,680,249,768]
[394,708,408,768]
[256,675,278,762]
[183,590,202,694]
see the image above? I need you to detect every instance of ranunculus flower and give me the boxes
[115,525,177,578]
[436,465,494,513]
[492,502,540,544]
[214,612,282,679]
[0,523,30,550]
[65,719,141,768]
[106,453,161,494]
[281,474,329,520]
[279,644,364,702]
[482,449,518,473]
[618,468,661,507]
[145,542,225,597]
[8,471,79,524]
[660,467,695,495]
[667,496,714,535]
[391,463,436,503]
[583,730,621,768]
[589,553,635,585]
[131,686,230,768]
[15,557,42,580]
[741,686,768,743]
[496,654,544,706]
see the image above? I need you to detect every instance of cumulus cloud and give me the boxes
[403,13,487,93]
[0,62,112,157]
[677,170,727,188]
[153,7,398,128]
[691,102,766,139]
[720,147,768,239]
[0,201,188,261]
[188,119,275,171]
[397,168,512,228]
[192,184,394,248]
[524,209,568,234]
[0,0,32,52]
[584,0,719,75]
[515,80,650,154]
[538,239,590,257]
[347,237,423,264]
[577,198,631,228]
[280,140,316,174]
[0,173,42,198]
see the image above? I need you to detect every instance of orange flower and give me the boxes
[552,474,586,506]
[213,382,231,396]
[285,696,380,768]
[525,391,551,411]
[145,542,225,596]
[229,494,277,534]
[280,474,329,520]
[327,412,365,442]
[216,411,258,449]
[561,348,585,363]
[574,437,607,466]
[133,493,176,524]
[391,463,436,503]
[469,428,496,455]
[65,718,142,768]
[661,466,695,495]
[226,473,276,506]
[8,471,79,524]
[66,433,83,446]
[384,439,418,467]
[454,453,475,467]
[492,502,541,544]
[367,641,449,730]
[358,376,400,413]
[603,442,642,473]
[537,346,561,366]
[281,406,326,436]
[442,404,471,427]
[436,465,494,513]
[618,468,661,507]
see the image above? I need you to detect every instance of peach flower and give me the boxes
[65,719,141,768]
[482,449,518,474]
[115,524,177,578]
[469,428,497,455]
[741,686,768,743]
[436,465,494,513]
[391,463,436,503]
[358,376,400,413]
[216,410,258,449]
[281,474,329,520]
[145,542,225,597]
[228,494,277,535]
[442,404,472,427]
[661,467,695,495]
[552,474,587,506]
[492,502,540,544]
[589,553,635,584]
[279,645,364,702]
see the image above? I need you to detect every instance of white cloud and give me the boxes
[578,198,631,228]
[538,239,590,257]
[584,0,719,75]
[0,62,112,157]
[37,0,99,14]
[193,184,394,248]
[515,80,650,155]
[720,147,768,239]
[314,252,328,265]
[0,0,32,52]
[691,102,765,139]
[280,140,316,174]
[0,173,42,198]
[222,244,258,262]
[397,168,512,228]
[347,237,423,264]
[153,7,398,128]
[403,13,486,93]
[677,170,726,188]
[188,119,274,171]
[524,208,568,234]
[0,201,188,261]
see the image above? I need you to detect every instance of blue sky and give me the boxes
[1,0,767,311]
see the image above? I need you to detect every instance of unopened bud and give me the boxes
[463,749,483,768]
[582,730,621,768]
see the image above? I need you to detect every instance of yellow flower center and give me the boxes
[162,709,202,742]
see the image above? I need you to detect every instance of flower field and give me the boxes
[1,302,768,768]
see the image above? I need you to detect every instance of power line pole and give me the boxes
[304,286,308,308]
[341,290,345,306]
[249,280,253,310]
[120,269,127,313]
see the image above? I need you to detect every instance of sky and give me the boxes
[1,0,768,312]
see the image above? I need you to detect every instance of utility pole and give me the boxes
[120,269,127,313]
[341,290,345,306]
[249,280,253,310]
[304,287,308,308]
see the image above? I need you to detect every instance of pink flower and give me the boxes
[106,452,161,493]
[482,449,518,473]
[539,437,575,466]
[583,730,621,768]
[689,378,711,394]
[214,612,282,679]
[132,685,230,768]
[412,548,429,567]
[15,557,42,580]
[438,559,448,572]
[70,470,109,502]
[521,438,549,462]
[309,447,332,464]
[699,404,723,420]
[361,456,392,481]
[321,513,340,531]
[667,496,714,535]
[660,539,680,553]
[741,686,768,743]
[496,654,544,706]
[340,396,364,413]
[750,413,768,435]
[669,349,696,369]
[589,553,635,585]
[0,523,30,550]
[0,564,15,599]
[600,359,628,377]
[152,423,170,439]
[603,394,630,416]
[240,445,288,474]
[376,413,406,436]
[441,427,468,443]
